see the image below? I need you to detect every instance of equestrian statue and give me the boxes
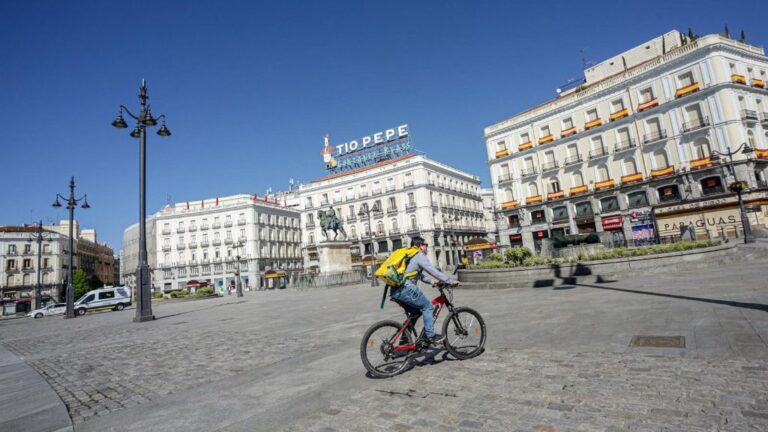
[318,206,347,240]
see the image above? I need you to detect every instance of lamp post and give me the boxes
[358,202,380,287]
[234,239,244,297]
[710,143,754,243]
[112,80,172,323]
[52,177,90,318]
[27,220,51,311]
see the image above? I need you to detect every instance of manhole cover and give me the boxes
[630,335,685,348]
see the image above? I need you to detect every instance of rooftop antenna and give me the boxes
[166,194,172,207]
[579,48,593,69]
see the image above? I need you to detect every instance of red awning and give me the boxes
[186,280,209,288]
[601,216,623,230]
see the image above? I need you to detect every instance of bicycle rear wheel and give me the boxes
[442,307,486,359]
[360,320,415,378]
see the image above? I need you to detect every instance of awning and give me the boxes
[465,238,497,251]
[186,280,209,288]
[264,270,287,279]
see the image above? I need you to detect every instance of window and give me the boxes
[678,71,694,87]
[548,178,561,193]
[600,196,620,212]
[410,215,417,229]
[520,132,530,144]
[575,201,593,217]
[530,210,546,224]
[43,244,50,253]
[627,191,649,208]
[496,140,507,151]
[540,125,550,137]
[7,244,16,254]
[596,164,610,181]
[24,244,31,254]
[307,213,314,224]
[388,197,396,210]
[617,127,630,144]
[701,176,725,195]
[653,149,669,168]
[730,62,738,75]
[98,291,115,300]
[646,117,662,136]
[376,221,385,235]
[552,206,569,221]
[572,171,584,187]
[407,193,415,205]
[562,117,573,129]
[508,214,520,227]
[528,182,539,196]
[639,87,654,103]
[747,130,756,148]
[586,108,598,121]
[591,136,604,152]
[612,98,625,112]
[623,158,637,174]
[82,294,95,303]
[692,139,711,159]
[657,185,681,203]
[503,188,514,202]
[23,259,32,269]
[391,219,398,231]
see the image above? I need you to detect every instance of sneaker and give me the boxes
[427,334,445,346]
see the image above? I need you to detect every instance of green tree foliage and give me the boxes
[504,246,533,265]
[89,274,103,289]
[72,269,90,299]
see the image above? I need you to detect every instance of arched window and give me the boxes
[350,225,357,237]
[747,129,756,148]
[528,182,539,196]
[572,171,584,187]
[410,215,418,229]
[6,275,13,286]
[623,158,637,174]
[504,187,514,202]
[376,221,384,235]
[548,178,561,193]
[22,274,31,285]
[692,138,711,159]
[596,164,610,181]
[653,149,669,168]
[391,218,398,231]
[701,176,725,195]
[363,222,370,236]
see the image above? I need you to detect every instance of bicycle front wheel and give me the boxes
[442,307,486,359]
[360,320,415,378]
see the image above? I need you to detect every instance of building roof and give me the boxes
[0,226,57,234]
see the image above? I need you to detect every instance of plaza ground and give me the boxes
[1,250,767,431]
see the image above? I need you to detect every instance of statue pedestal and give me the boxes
[317,241,353,274]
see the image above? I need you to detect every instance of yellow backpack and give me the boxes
[374,246,420,287]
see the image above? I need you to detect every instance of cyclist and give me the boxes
[390,236,458,345]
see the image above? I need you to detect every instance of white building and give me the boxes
[121,216,157,293]
[152,194,302,292]
[298,153,487,272]
[485,30,768,252]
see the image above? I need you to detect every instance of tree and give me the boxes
[89,274,103,289]
[72,269,90,299]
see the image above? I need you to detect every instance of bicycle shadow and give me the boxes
[364,347,486,379]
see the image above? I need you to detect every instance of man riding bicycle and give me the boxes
[390,236,459,345]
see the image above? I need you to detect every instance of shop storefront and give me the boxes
[574,201,595,233]
[465,239,498,263]
[262,270,288,289]
[508,233,523,247]
[532,229,549,254]
[629,207,656,246]
[600,215,626,246]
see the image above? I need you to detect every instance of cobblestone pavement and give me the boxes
[1,256,767,431]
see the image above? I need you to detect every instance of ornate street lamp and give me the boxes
[27,220,51,311]
[234,239,245,297]
[358,202,380,287]
[709,143,754,243]
[52,177,90,318]
[112,80,171,322]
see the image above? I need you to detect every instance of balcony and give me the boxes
[200,240,210,247]
[675,82,700,98]
[200,224,209,231]
[547,191,565,200]
[681,116,710,133]
[569,185,588,196]
[224,221,233,228]
[347,216,357,222]
[518,141,534,151]
[224,238,234,245]
[595,179,615,190]
[390,227,401,235]
[500,200,519,210]
[404,181,414,187]
[333,197,343,203]
[731,74,747,84]
[188,241,198,249]
[358,191,369,198]
[643,129,667,144]
[520,167,538,177]
[638,98,659,112]
[176,243,186,250]
[175,227,186,234]
[538,135,555,145]
[305,202,314,209]
[405,202,417,211]
[564,154,583,166]
[161,228,171,235]
[541,161,559,172]
[609,108,630,121]
[525,195,543,205]
[373,211,384,218]
[621,172,643,185]
[689,156,713,170]
[497,173,513,183]
[371,189,382,196]
[237,219,246,225]
[386,207,398,215]
[753,78,765,88]
[162,245,171,251]
[584,118,603,130]
[741,110,758,122]
[561,127,577,138]
[406,227,420,234]
[495,148,510,159]
[212,222,222,229]
[305,222,316,229]
[589,147,608,159]
[212,239,222,246]
[320,200,329,206]
[651,165,675,178]
[614,138,637,153]
[188,225,198,232]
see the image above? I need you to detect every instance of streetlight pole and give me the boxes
[52,176,90,318]
[112,80,171,323]
[28,220,50,311]
[710,143,755,244]
[358,203,380,287]
[235,240,244,297]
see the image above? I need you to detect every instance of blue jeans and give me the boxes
[391,282,435,337]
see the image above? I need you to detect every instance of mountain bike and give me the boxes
[360,282,486,378]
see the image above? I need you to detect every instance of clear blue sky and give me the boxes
[2,0,766,252]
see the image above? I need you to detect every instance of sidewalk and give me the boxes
[0,343,72,432]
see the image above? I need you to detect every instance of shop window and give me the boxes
[575,201,593,217]
[508,214,520,227]
[531,210,546,224]
[552,206,569,221]
[657,185,681,203]
[600,196,620,212]
[509,234,523,246]
[700,176,724,195]
[627,191,649,208]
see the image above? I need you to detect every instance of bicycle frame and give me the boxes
[390,286,457,353]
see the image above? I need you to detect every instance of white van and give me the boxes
[74,287,132,316]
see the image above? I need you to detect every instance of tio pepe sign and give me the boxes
[331,124,409,156]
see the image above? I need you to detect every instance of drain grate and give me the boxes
[630,335,685,348]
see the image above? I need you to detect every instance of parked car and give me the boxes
[27,303,66,319]
[74,287,131,316]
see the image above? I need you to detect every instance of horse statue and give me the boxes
[318,206,347,240]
